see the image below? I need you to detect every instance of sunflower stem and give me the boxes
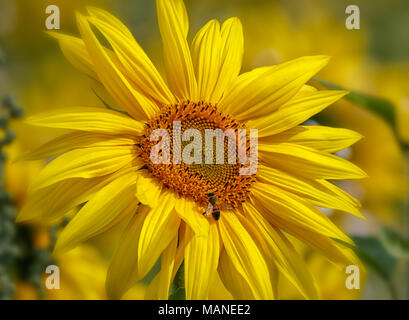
[169,262,186,300]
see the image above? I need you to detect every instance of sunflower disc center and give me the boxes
[140,101,256,208]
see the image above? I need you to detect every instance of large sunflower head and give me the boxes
[18,0,366,299]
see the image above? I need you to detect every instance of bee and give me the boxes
[202,192,232,221]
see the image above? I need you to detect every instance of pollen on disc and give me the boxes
[139,101,256,208]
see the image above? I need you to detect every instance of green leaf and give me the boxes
[336,236,397,281]
[314,78,397,132]
[379,226,409,259]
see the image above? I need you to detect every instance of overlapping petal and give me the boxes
[248,90,348,137]
[135,171,163,207]
[191,20,222,102]
[257,165,363,217]
[280,226,361,267]
[219,55,330,120]
[250,189,360,267]
[145,222,192,299]
[218,249,255,299]
[145,234,179,300]
[191,17,243,104]
[77,13,158,120]
[54,169,140,253]
[174,196,209,237]
[218,211,274,299]
[251,182,353,245]
[87,8,176,106]
[212,18,244,102]
[47,32,97,79]
[185,223,219,299]
[17,175,107,223]
[106,206,149,299]
[26,107,145,136]
[30,145,140,190]
[156,0,197,100]
[243,202,319,299]
[137,192,181,279]
[17,131,135,161]
[259,142,367,180]
[261,125,362,153]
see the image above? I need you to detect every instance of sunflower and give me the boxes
[18,0,366,299]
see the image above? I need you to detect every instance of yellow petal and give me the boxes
[17,131,135,161]
[257,165,363,218]
[207,272,234,300]
[47,32,97,79]
[30,145,139,190]
[259,142,367,180]
[218,211,274,299]
[318,179,362,208]
[233,213,280,299]
[135,171,163,207]
[156,0,197,100]
[17,175,107,223]
[218,249,254,299]
[286,228,361,268]
[250,192,360,267]
[144,272,162,300]
[49,31,160,104]
[297,84,318,95]
[174,196,209,237]
[87,9,175,105]
[138,192,180,279]
[145,223,196,300]
[76,13,158,120]
[25,107,145,136]
[262,125,363,153]
[219,55,330,120]
[248,90,348,137]
[106,206,149,299]
[210,17,243,102]
[185,223,219,299]
[191,17,243,103]
[145,234,179,300]
[54,169,139,253]
[190,17,243,103]
[172,222,192,276]
[251,182,353,245]
[243,202,319,299]
[86,6,134,38]
[191,19,222,102]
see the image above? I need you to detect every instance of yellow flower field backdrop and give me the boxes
[0,0,408,300]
